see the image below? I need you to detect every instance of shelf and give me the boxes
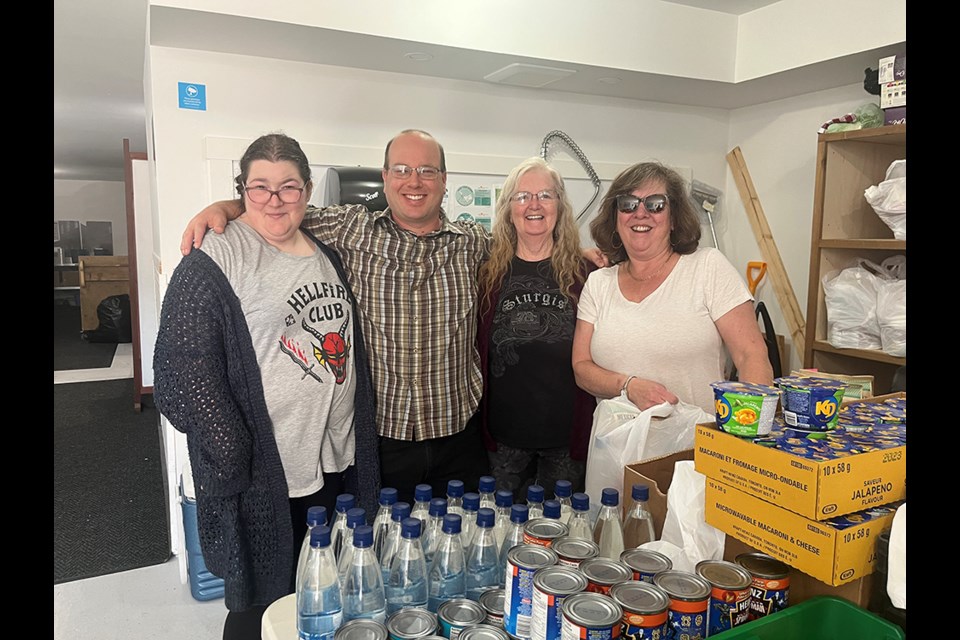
[818,239,905,251]
[817,123,905,145]
[810,341,905,366]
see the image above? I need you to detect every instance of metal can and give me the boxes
[609,581,670,640]
[387,608,440,640]
[505,544,559,638]
[734,552,790,620]
[530,565,588,640]
[458,624,511,640]
[523,519,569,547]
[552,537,600,568]
[652,570,710,640]
[480,588,506,627]
[559,592,623,640]
[336,618,390,640]
[619,548,672,583]
[695,560,753,636]
[578,557,633,595]
[438,598,487,640]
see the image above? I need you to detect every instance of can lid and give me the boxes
[610,581,670,615]
[552,536,600,560]
[653,570,711,600]
[523,518,569,539]
[734,552,790,579]
[578,557,633,584]
[438,598,486,624]
[458,624,510,640]
[533,565,589,595]
[695,560,752,590]
[508,543,559,569]
[386,608,438,638]
[335,618,388,640]
[561,592,623,627]
[619,548,672,574]
[479,588,505,613]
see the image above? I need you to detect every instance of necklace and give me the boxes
[626,251,674,282]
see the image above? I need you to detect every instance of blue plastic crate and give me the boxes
[180,479,225,602]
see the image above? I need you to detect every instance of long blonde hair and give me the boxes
[479,157,585,313]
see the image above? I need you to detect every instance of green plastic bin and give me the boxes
[710,596,905,640]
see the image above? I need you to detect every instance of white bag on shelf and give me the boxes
[822,259,888,350]
[864,159,906,240]
[876,256,906,357]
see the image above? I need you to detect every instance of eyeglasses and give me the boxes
[243,185,305,204]
[387,164,443,181]
[616,193,669,214]
[510,190,558,205]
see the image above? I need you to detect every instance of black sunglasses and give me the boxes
[616,193,669,214]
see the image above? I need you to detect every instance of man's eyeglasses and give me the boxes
[387,164,443,181]
[616,193,668,214]
[243,185,305,204]
[510,190,558,205]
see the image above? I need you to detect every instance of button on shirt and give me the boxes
[302,204,491,441]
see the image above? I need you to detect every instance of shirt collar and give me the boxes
[375,207,466,236]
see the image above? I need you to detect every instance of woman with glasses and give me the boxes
[153,133,379,640]
[476,157,597,501]
[572,161,772,415]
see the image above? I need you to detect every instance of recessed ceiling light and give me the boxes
[598,76,622,85]
[405,52,433,62]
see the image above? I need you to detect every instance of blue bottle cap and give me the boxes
[391,502,412,522]
[447,479,465,497]
[442,513,462,534]
[572,492,590,511]
[476,507,495,528]
[632,484,650,501]
[601,488,619,506]
[346,507,366,529]
[429,498,449,517]
[527,485,545,504]
[543,500,561,519]
[379,487,398,506]
[554,480,572,498]
[353,525,374,548]
[495,490,514,508]
[510,504,529,524]
[336,493,356,512]
[479,476,496,493]
[310,525,332,548]
[401,517,422,539]
[306,506,327,527]
[463,493,480,510]
[415,484,433,502]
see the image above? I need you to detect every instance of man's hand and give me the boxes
[180,200,241,255]
[584,247,609,269]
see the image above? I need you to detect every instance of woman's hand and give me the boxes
[625,377,678,410]
[180,200,242,255]
[583,247,609,269]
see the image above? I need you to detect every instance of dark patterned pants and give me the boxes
[487,441,585,504]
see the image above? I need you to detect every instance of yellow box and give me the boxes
[704,477,899,586]
[694,393,905,520]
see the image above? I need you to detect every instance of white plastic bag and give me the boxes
[654,461,725,571]
[876,256,906,357]
[864,159,906,240]
[822,259,889,350]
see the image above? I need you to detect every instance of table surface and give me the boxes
[262,593,297,640]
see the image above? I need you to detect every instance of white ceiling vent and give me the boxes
[483,63,577,88]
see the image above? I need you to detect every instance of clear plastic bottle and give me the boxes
[623,484,656,549]
[492,490,514,548]
[465,507,500,601]
[379,501,412,585]
[446,479,465,517]
[461,492,480,549]
[331,494,356,563]
[543,499,562,520]
[385,517,428,615]
[593,488,625,560]
[421,498,448,566]
[297,525,342,640]
[567,492,593,541]
[554,480,573,524]
[296,506,328,595]
[341,525,387,624]
[372,487,398,562]
[410,484,433,524]
[337,507,368,581]
[497,504,529,584]
[478,476,497,511]
[427,513,466,613]
[525,485,545,520]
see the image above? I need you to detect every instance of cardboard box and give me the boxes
[705,477,899,586]
[694,393,906,520]
[622,450,694,540]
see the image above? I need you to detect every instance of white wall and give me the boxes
[53,179,128,256]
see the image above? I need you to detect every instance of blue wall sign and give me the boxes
[178,82,207,111]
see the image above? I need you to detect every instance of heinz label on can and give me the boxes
[695,560,752,636]
[653,571,710,640]
[734,553,790,620]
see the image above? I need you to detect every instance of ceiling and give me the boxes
[53,0,898,182]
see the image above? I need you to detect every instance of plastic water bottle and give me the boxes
[428,513,466,613]
[331,494,356,562]
[373,488,398,562]
[341,525,387,624]
[567,493,593,541]
[623,484,656,549]
[497,504,529,583]
[297,525,343,640]
[593,488,625,560]
[465,508,500,601]
[379,501,412,585]
[296,506,328,594]
[526,485,545,520]
[446,480,465,517]
[385,517,428,615]
[337,507,368,580]
[410,484,433,524]
[554,480,573,524]
[461,493,480,548]
[421,498,448,566]
[478,476,497,510]
[493,490,514,548]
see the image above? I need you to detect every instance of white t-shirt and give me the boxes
[577,247,752,413]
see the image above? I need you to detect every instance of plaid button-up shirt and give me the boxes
[303,204,491,441]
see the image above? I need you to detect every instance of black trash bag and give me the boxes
[82,294,132,343]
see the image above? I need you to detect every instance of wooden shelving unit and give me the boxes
[802,124,906,393]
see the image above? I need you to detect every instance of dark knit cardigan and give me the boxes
[153,233,380,612]
[476,258,597,461]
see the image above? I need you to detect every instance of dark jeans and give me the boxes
[379,413,491,505]
[487,441,586,505]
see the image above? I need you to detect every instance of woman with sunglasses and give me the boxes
[571,162,772,414]
[153,133,379,640]
[476,157,598,502]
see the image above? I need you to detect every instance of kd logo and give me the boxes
[815,399,837,418]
